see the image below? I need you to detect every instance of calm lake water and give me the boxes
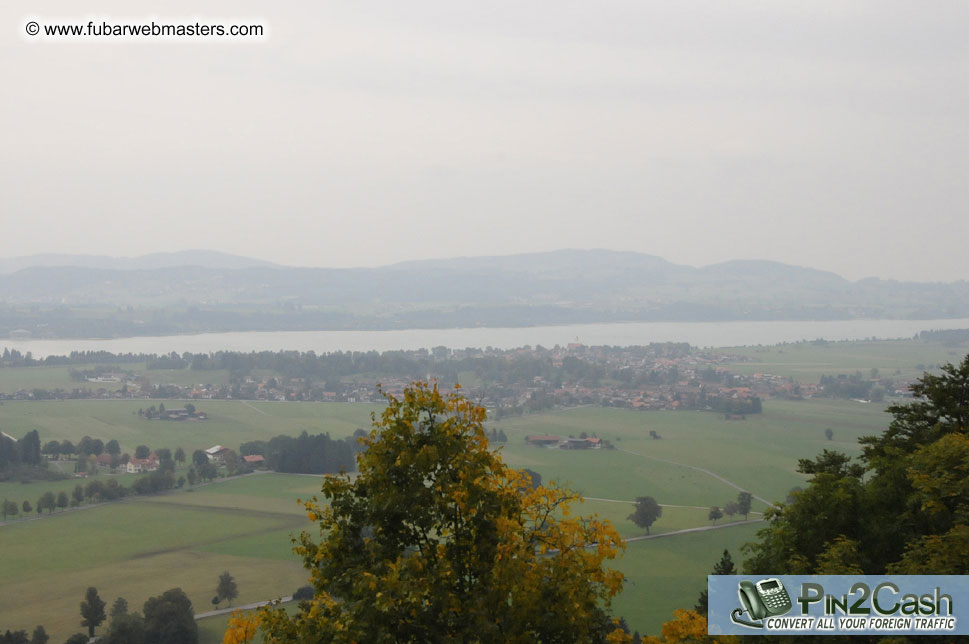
[4,319,969,358]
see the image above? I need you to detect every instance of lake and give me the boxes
[4,318,969,358]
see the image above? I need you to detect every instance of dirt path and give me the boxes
[617,447,775,508]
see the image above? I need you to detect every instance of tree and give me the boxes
[102,612,145,644]
[642,609,719,644]
[60,440,76,459]
[38,491,55,514]
[216,571,239,607]
[72,484,85,506]
[174,447,185,465]
[21,500,31,515]
[192,450,208,468]
[708,506,723,524]
[143,588,197,644]
[29,625,48,644]
[187,468,197,486]
[41,440,61,459]
[745,354,969,576]
[56,491,68,512]
[19,430,42,466]
[106,439,121,456]
[80,587,107,638]
[825,427,834,441]
[110,597,128,618]
[0,630,28,644]
[3,499,18,520]
[248,382,630,643]
[135,445,151,459]
[628,496,662,535]
[694,549,736,617]
[736,491,752,520]
[723,502,739,519]
[521,467,542,489]
[63,635,88,644]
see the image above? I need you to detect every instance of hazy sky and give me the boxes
[3,1,967,282]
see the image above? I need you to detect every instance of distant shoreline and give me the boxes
[4,318,968,358]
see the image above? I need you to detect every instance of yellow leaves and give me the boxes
[241,381,629,643]
[642,609,739,644]
[221,610,260,644]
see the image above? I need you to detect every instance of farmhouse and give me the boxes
[242,454,265,468]
[525,435,563,447]
[126,456,159,474]
[561,437,601,449]
[205,445,229,464]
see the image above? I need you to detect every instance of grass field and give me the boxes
[612,521,762,634]
[0,393,895,639]
[720,338,969,382]
[0,474,311,641]
[0,339,931,640]
[494,397,890,509]
[0,399,380,457]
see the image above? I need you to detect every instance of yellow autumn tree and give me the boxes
[227,382,630,643]
[642,609,738,644]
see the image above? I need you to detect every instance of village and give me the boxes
[0,342,894,418]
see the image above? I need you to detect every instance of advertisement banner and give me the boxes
[708,575,969,636]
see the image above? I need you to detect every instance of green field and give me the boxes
[612,522,762,634]
[720,338,969,382]
[0,340,925,640]
[0,395,895,639]
[0,474,312,641]
[494,397,889,509]
[0,399,379,457]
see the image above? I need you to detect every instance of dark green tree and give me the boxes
[0,631,28,644]
[80,587,107,638]
[143,588,197,644]
[736,491,753,520]
[134,445,151,459]
[64,634,88,644]
[38,491,55,514]
[102,612,145,644]
[105,439,121,456]
[192,450,208,467]
[745,354,969,575]
[56,491,68,512]
[60,440,76,459]
[29,626,47,644]
[110,597,128,618]
[19,430,42,466]
[708,506,723,523]
[216,571,239,607]
[628,496,662,534]
[695,549,736,617]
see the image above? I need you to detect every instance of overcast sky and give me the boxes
[3,1,967,282]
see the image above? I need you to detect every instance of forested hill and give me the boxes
[0,250,968,336]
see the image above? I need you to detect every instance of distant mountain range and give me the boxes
[0,250,277,274]
[1,250,967,337]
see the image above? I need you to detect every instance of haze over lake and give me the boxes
[5,318,969,359]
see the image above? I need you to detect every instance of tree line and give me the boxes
[240,430,358,474]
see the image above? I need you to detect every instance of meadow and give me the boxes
[0,338,943,639]
[719,337,969,381]
[0,476,310,640]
